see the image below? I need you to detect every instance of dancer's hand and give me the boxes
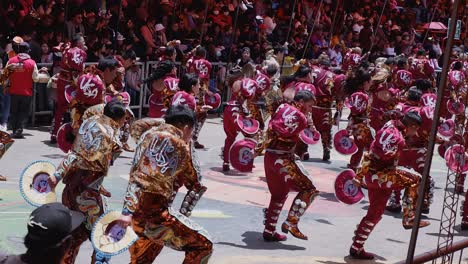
[352,178,361,188]
[202,105,213,111]
[48,176,58,189]
[117,214,132,229]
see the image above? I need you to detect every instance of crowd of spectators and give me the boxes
[0,0,466,67]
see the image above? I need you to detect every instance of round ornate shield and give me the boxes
[229,138,257,172]
[333,129,358,155]
[438,119,455,138]
[19,161,57,207]
[91,211,138,257]
[444,144,468,173]
[334,169,364,205]
[236,115,260,135]
[204,93,221,109]
[299,128,321,145]
[57,123,74,153]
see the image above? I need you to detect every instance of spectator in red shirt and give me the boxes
[5,42,42,138]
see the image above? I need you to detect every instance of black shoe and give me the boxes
[222,163,230,172]
[50,136,57,144]
[422,206,430,214]
[194,141,205,149]
[12,130,24,139]
[322,149,330,161]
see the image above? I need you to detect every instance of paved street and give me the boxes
[0,116,467,264]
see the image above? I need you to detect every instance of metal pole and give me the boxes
[301,0,324,59]
[199,1,211,44]
[280,0,298,75]
[368,0,388,54]
[227,2,241,64]
[328,0,340,46]
[422,0,440,44]
[405,0,462,262]
[114,0,123,53]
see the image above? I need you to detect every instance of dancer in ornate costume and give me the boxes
[69,57,118,132]
[280,64,316,160]
[369,67,399,132]
[50,39,87,143]
[311,55,336,161]
[344,67,373,171]
[408,49,435,84]
[47,100,127,264]
[349,112,430,260]
[186,46,212,149]
[222,68,258,171]
[387,88,435,213]
[459,119,468,230]
[0,131,14,181]
[250,62,278,155]
[147,60,179,118]
[263,90,319,242]
[118,105,212,264]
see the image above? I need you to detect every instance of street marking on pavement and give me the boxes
[191,209,232,219]
[215,255,393,264]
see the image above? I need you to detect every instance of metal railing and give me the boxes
[397,238,468,264]
[29,63,443,126]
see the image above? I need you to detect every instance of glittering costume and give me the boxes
[122,124,212,264]
[457,109,468,229]
[369,82,399,132]
[69,70,106,132]
[222,78,257,169]
[51,46,87,139]
[187,58,212,146]
[82,103,135,153]
[346,92,373,170]
[350,120,429,259]
[388,105,435,213]
[408,57,435,83]
[249,71,272,154]
[282,81,316,160]
[148,76,179,118]
[53,115,122,264]
[263,103,319,241]
[311,66,335,160]
[0,131,14,181]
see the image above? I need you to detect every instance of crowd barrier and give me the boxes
[29,62,443,127]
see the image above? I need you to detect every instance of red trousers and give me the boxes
[351,167,420,252]
[52,78,71,137]
[148,104,165,118]
[263,152,319,233]
[129,193,212,264]
[311,106,332,151]
[61,169,105,264]
[369,108,385,132]
[223,105,239,164]
[349,122,373,169]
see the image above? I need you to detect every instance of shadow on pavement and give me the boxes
[320,191,340,203]
[305,158,332,164]
[317,255,388,264]
[209,167,251,178]
[217,231,306,251]
[40,140,56,148]
[316,219,334,225]
[41,153,66,159]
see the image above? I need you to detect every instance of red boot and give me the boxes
[263,200,287,242]
[349,247,375,260]
[281,190,319,240]
[350,217,378,260]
